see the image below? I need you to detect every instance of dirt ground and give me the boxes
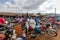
[52,29,60,40]
[27,29,60,40]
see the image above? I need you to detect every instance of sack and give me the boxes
[14,24,23,37]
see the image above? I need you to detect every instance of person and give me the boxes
[0,16,9,40]
[49,17,55,24]
[49,17,55,27]
[7,18,11,24]
[0,15,6,31]
[15,15,20,22]
[35,16,39,26]
[5,26,13,40]
[25,18,30,31]
[22,29,26,40]
[0,15,6,26]
[19,16,25,26]
[29,17,36,30]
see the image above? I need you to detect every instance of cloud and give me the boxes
[28,0,54,13]
[12,0,47,11]
[0,0,56,13]
[20,0,47,10]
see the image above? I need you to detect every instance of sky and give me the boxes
[0,0,60,14]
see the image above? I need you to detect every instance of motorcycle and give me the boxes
[0,23,14,40]
[28,24,57,38]
[0,25,7,40]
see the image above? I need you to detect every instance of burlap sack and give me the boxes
[14,24,23,37]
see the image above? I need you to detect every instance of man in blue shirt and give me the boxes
[35,16,39,26]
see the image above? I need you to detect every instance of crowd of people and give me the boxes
[0,15,57,40]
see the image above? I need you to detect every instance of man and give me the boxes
[35,16,39,26]
[19,16,25,25]
[25,18,30,31]
[29,17,36,29]
[0,15,6,31]
[0,15,6,26]
[49,17,55,28]
[15,15,20,22]
[49,17,55,25]
[0,15,6,40]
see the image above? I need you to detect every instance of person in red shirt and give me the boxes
[49,17,54,23]
[0,16,6,40]
[49,17,55,27]
[0,15,6,27]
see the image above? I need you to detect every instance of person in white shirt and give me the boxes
[29,17,36,29]
[25,18,30,31]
